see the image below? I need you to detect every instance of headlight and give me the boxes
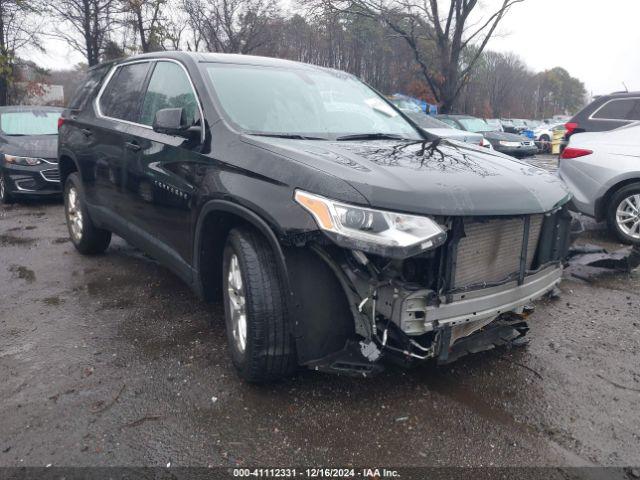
[481,138,493,149]
[499,141,521,147]
[4,154,43,166]
[294,190,447,258]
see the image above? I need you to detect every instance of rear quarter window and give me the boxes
[98,62,151,122]
[68,65,111,110]
[592,98,640,121]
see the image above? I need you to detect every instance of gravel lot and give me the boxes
[1,155,639,475]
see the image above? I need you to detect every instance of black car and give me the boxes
[437,114,538,158]
[499,119,526,134]
[58,52,571,383]
[0,106,64,203]
[565,91,640,139]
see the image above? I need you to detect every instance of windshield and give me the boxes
[458,118,494,133]
[0,111,60,135]
[406,112,454,129]
[202,63,422,140]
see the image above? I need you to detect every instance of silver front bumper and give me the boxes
[401,266,562,335]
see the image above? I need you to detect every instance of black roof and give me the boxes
[99,51,330,73]
[604,91,640,97]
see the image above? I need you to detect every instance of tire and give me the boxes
[64,172,112,254]
[222,227,296,383]
[607,183,640,245]
[539,135,551,153]
[0,171,14,204]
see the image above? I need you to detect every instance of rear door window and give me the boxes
[99,62,151,122]
[140,61,199,127]
[592,98,640,121]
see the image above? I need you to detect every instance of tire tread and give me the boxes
[224,227,296,382]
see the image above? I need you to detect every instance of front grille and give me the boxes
[454,216,543,288]
[41,169,60,182]
[522,141,535,147]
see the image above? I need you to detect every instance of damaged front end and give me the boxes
[287,194,572,376]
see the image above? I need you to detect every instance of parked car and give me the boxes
[558,123,640,244]
[404,111,491,148]
[533,123,564,153]
[0,106,64,203]
[484,118,504,132]
[59,52,572,382]
[501,118,527,134]
[565,91,640,139]
[389,96,423,113]
[437,114,538,157]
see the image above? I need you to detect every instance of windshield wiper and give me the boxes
[335,133,411,141]
[248,132,328,140]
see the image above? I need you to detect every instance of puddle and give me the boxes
[42,297,63,306]
[8,265,36,283]
[0,234,36,246]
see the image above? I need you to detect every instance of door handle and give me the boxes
[125,141,141,152]
[81,128,93,137]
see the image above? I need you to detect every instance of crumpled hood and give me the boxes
[484,131,530,142]
[0,135,58,161]
[245,136,571,216]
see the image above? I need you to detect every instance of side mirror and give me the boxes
[152,108,190,136]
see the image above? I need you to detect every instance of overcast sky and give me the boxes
[22,0,640,97]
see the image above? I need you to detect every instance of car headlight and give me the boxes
[4,154,43,166]
[294,190,447,258]
[499,141,521,147]
[481,138,493,149]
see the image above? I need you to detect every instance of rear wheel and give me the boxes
[222,227,296,383]
[607,183,640,245]
[64,172,112,254]
[0,172,14,204]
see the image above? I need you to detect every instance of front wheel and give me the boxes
[607,183,640,245]
[64,172,112,254]
[222,227,296,383]
[0,171,13,204]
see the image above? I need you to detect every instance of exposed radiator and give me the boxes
[454,216,543,288]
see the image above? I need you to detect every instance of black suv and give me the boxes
[565,91,640,138]
[59,52,572,382]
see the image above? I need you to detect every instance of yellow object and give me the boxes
[551,129,565,155]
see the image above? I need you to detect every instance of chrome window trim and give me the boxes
[94,58,206,143]
[588,97,640,122]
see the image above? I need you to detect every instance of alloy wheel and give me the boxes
[66,186,84,241]
[616,194,640,240]
[227,254,247,353]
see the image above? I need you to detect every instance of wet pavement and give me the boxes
[1,156,639,473]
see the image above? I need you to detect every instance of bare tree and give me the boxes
[48,0,119,66]
[309,0,524,112]
[0,0,43,105]
[121,0,167,52]
[183,0,280,54]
